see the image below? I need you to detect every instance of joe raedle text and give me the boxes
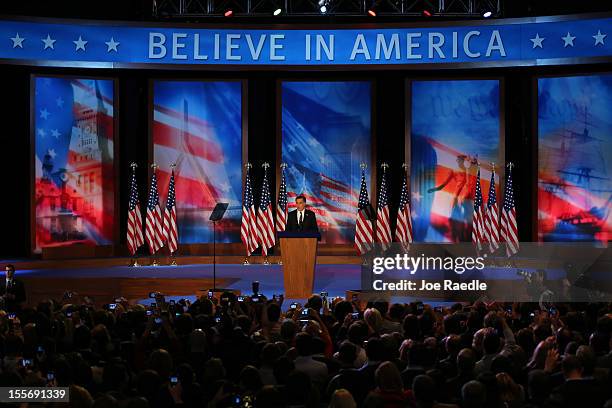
[372,279,488,292]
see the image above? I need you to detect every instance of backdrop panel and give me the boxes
[410,79,501,243]
[33,76,115,253]
[281,81,372,244]
[538,74,612,242]
[152,80,243,244]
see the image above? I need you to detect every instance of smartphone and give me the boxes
[320,291,328,297]
[529,312,535,317]
[21,359,32,367]
[154,317,162,324]
[290,302,298,309]
[170,376,178,385]
[549,307,557,316]
[301,308,310,316]
[47,372,54,381]
[208,291,214,299]
[351,312,360,319]
[149,292,157,298]
[215,316,221,323]
[146,310,153,316]
[251,296,260,303]
[8,313,15,320]
[237,296,245,302]
[37,346,45,353]
[108,303,117,310]
[66,312,73,318]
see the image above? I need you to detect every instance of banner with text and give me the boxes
[0,15,610,68]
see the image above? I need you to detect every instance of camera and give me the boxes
[208,291,214,299]
[351,312,360,319]
[108,303,117,310]
[215,316,222,323]
[290,302,298,309]
[146,310,153,316]
[237,296,245,302]
[21,359,32,368]
[301,308,310,316]
[8,313,15,319]
[251,296,260,303]
[170,376,178,385]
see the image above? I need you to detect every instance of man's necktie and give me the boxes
[299,212,303,225]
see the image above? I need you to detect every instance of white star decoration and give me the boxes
[51,129,60,138]
[593,30,607,46]
[562,32,576,47]
[40,108,50,120]
[73,36,87,51]
[10,33,25,48]
[42,34,56,50]
[37,128,46,138]
[47,149,56,159]
[412,191,422,202]
[530,33,545,49]
[105,37,120,52]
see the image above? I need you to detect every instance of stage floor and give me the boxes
[14,262,363,307]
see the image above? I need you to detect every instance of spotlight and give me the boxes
[482,10,492,18]
[422,9,432,17]
[367,8,376,16]
[273,8,282,15]
[224,9,233,16]
[318,0,328,14]
[367,0,377,16]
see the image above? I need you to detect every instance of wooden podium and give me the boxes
[278,231,320,299]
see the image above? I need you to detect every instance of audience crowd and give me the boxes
[1,286,612,408]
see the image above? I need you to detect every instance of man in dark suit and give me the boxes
[0,264,26,313]
[286,195,319,233]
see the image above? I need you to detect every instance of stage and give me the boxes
[3,254,590,308]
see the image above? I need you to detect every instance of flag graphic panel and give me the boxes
[281,81,372,244]
[152,81,243,243]
[410,80,501,242]
[33,76,115,253]
[538,75,612,243]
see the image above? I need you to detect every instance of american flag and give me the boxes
[500,164,519,257]
[127,165,144,256]
[472,167,485,251]
[376,166,392,249]
[145,167,165,255]
[355,168,374,255]
[395,169,413,246]
[485,168,500,252]
[257,165,276,256]
[276,164,288,232]
[241,165,259,255]
[163,169,178,254]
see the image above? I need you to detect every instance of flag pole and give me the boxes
[277,162,288,266]
[151,163,159,267]
[243,162,253,266]
[360,162,369,266]
[169,163,178,266]
[129,162,141,267]
[262,162,271,266]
